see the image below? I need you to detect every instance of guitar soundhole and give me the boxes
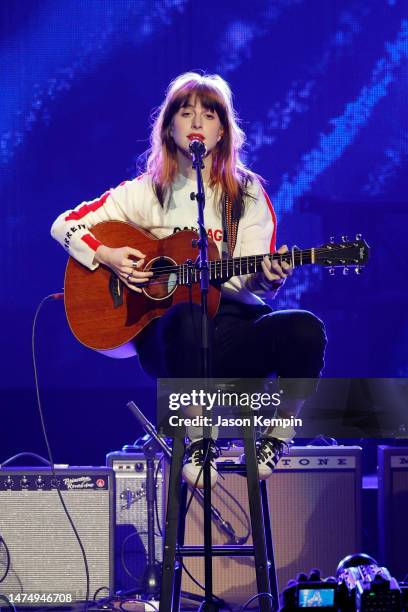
[143,256,178,301]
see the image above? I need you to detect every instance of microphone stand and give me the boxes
[189,140,220,611]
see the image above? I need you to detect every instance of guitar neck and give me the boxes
[211,249,314,279]
[162,238,367,285]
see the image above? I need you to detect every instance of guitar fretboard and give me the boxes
[177,249,314,285]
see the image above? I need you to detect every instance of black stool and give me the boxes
[159,435,279,611]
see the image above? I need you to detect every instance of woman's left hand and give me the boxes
[260,244,293,291]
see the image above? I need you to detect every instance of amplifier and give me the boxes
[0,466,114,606]
[378,446,408,579]
[176,445,362,608]
[106,452,165,592]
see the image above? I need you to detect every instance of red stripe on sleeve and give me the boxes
[261,186,277,252]
[64,191,110,221]
[81,233,102,252]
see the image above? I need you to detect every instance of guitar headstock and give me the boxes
[315,234,370,274]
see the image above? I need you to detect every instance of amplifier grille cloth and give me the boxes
[389,471,408,576]
[181,467,359,606]
[0,491,111,600]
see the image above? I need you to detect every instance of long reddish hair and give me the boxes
[146,72,258,216]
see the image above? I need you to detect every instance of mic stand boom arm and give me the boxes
[126,401,238,543]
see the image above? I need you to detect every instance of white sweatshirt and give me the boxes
[51,173,277,305]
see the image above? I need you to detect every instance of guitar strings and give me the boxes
[138,246,362,277]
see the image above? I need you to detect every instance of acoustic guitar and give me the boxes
[64,221,370,357]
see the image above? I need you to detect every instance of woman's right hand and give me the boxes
[94,245,153,293]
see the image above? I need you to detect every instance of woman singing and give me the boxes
[51,72,326,487]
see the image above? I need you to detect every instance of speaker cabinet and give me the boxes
[0,467,114,606]
[378,446,408,580]
[106,451,165,592]
[178,446,362,607]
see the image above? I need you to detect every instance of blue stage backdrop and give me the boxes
[1,0,407,464]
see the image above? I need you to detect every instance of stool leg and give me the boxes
[173,483,188,611]
[159,436,185,612]
[261,480,279,611]
[243,435,273,612]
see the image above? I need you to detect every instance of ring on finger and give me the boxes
[126,272,133,282]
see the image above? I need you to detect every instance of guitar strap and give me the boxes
[223,193,239,257]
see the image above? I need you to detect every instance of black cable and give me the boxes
[0,594,17,611]
[0,536,11,584]
[120,530,161,582]
[177,554,231,609]
[32,294,90,610]
[92,585,113,601]
[216,481,251,544]
[239,591,274,611]
[0,452,51,467]
[88,588,136,611]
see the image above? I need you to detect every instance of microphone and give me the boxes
[188,135,207,159]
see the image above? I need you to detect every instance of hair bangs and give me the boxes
[173,82,227,120]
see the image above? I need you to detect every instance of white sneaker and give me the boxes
[241,437,292,480]
[182,439,221,489]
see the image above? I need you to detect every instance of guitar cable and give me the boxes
[0,594,17,612]
[0,535,11,583]
[32,293,91,610]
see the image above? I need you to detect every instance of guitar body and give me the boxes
[64,221,221,357]
[64,221,370,358]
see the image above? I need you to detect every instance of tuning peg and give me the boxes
[330,236,335,243]
[328,267,335,275]
[355,267,363,275]
[343,267,349,276]
[355,233,362,240]
[341,235,348,242]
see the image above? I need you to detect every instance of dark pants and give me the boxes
[135,298,327,398]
